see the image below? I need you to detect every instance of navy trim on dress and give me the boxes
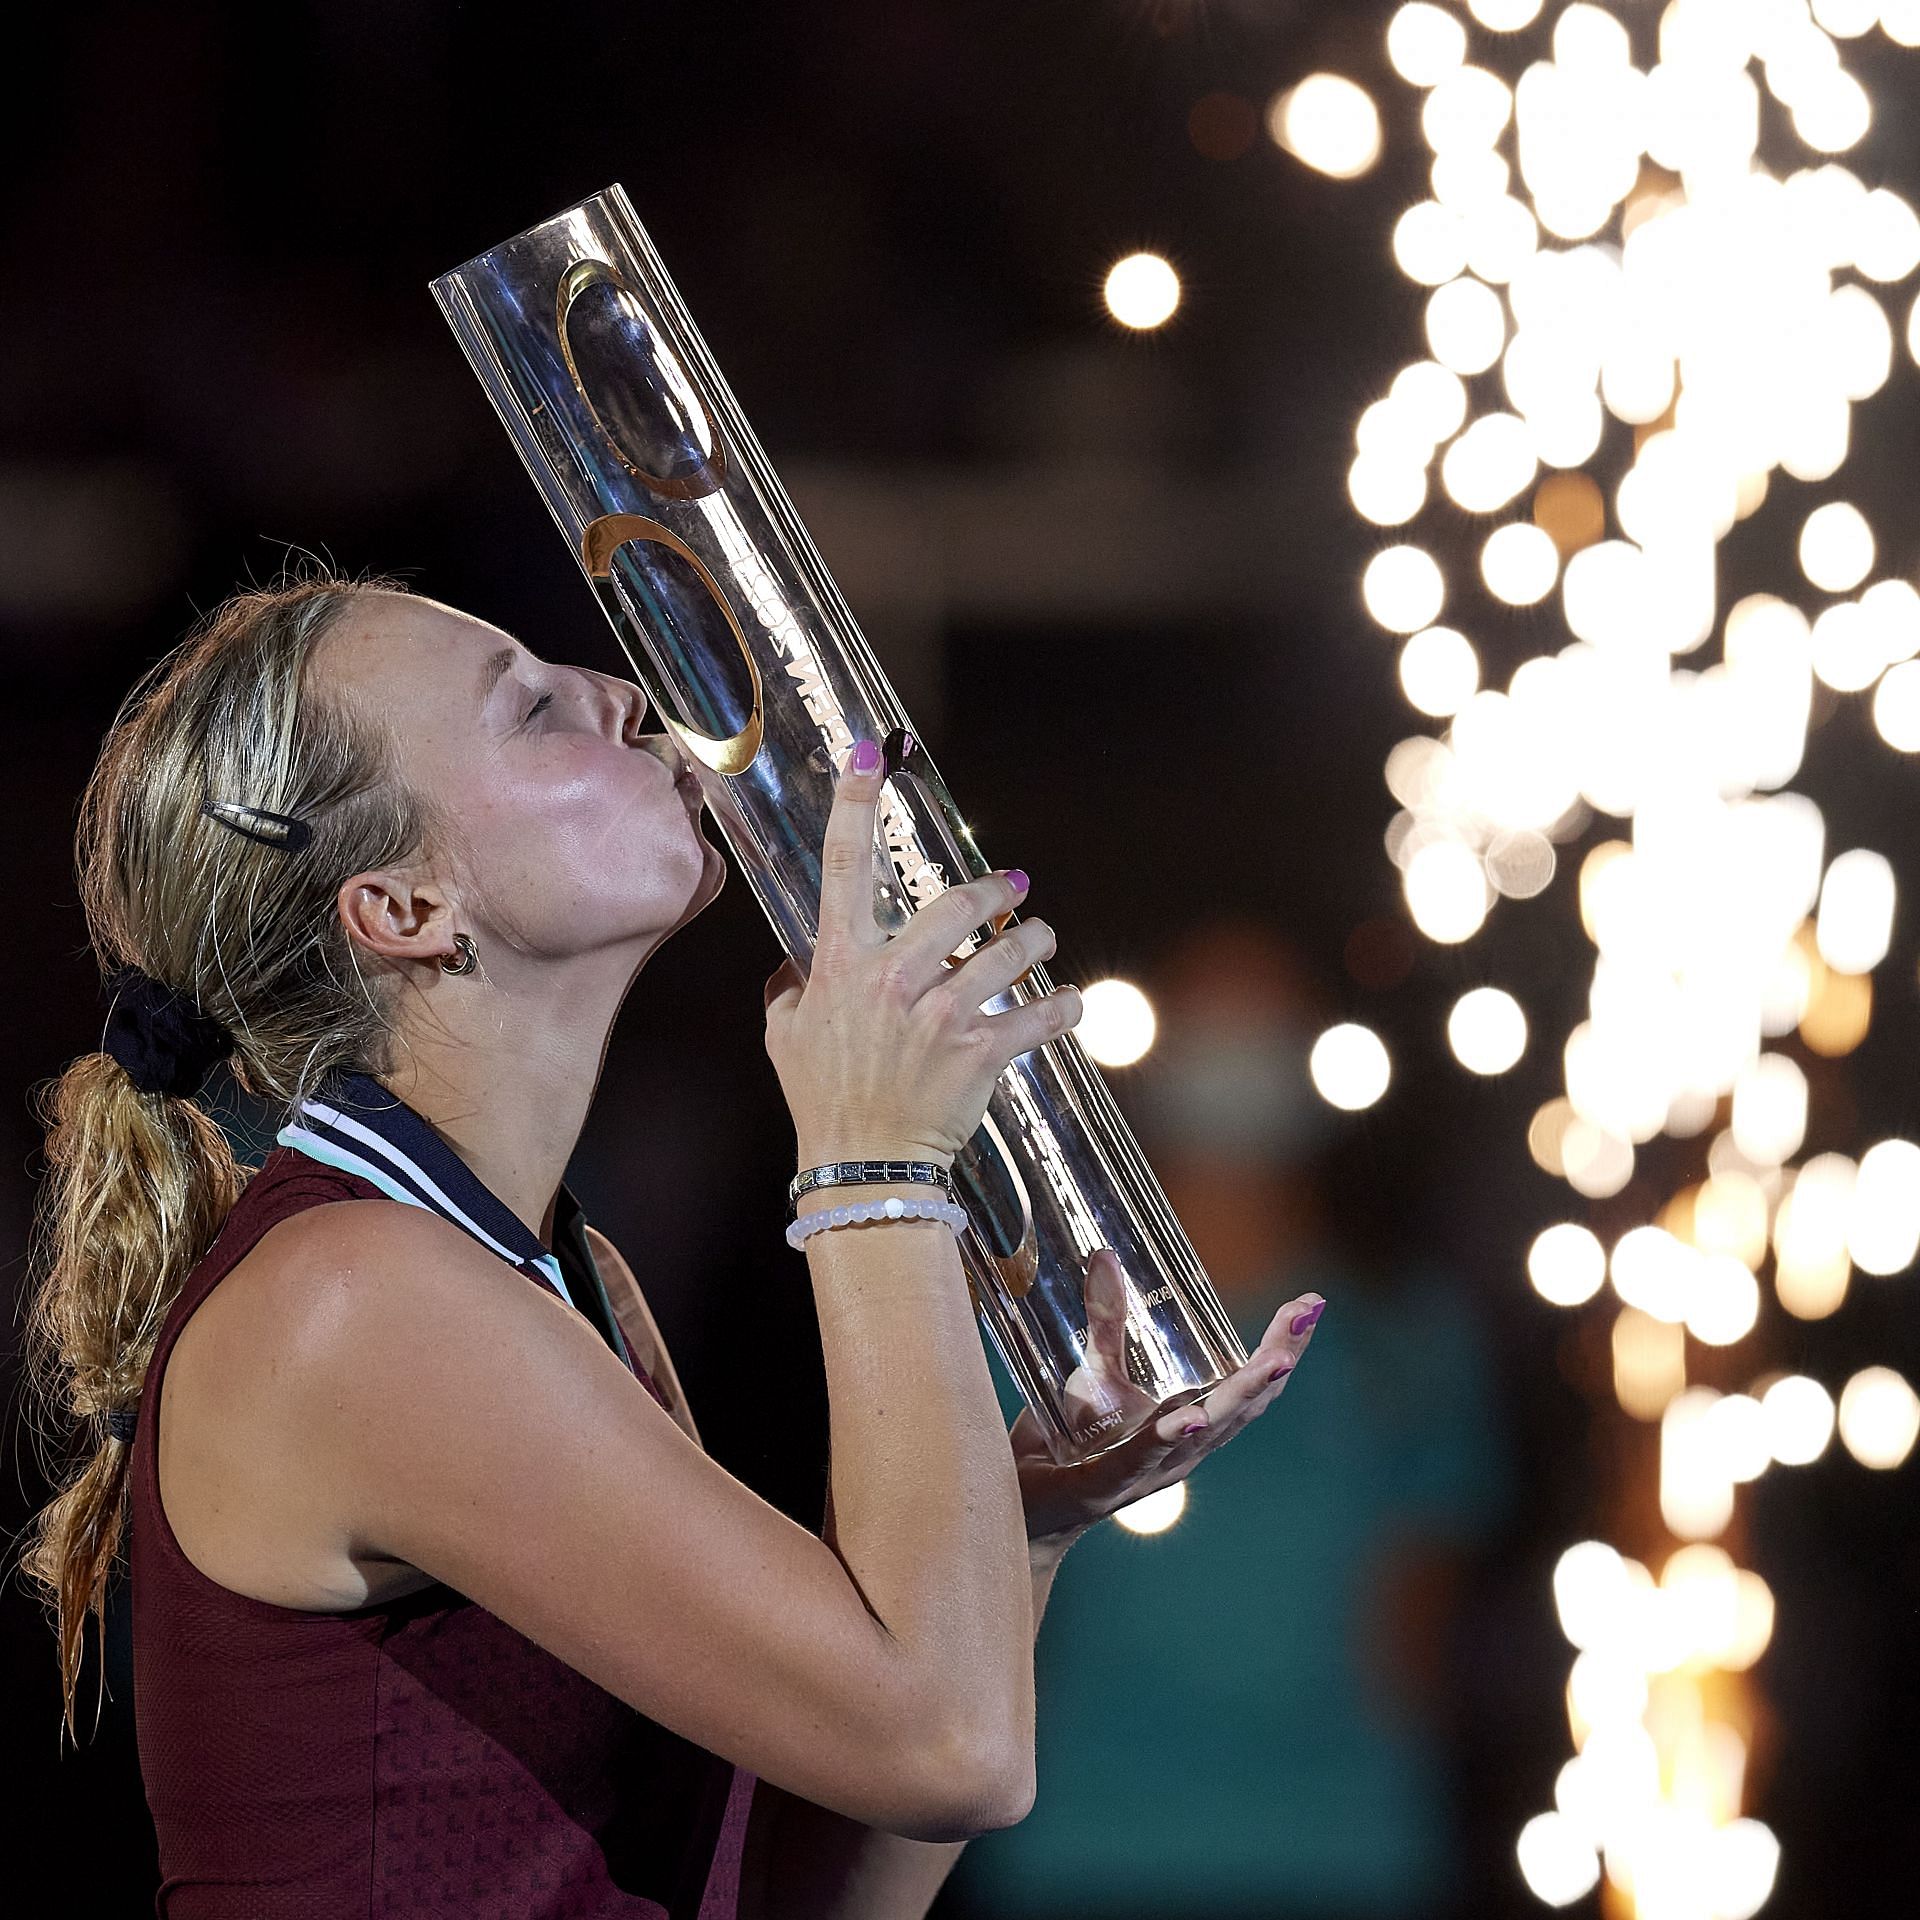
[277,1070,636,1372]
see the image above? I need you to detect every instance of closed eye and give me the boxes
[524,691,554,724]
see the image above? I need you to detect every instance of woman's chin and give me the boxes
[672,839,727,926]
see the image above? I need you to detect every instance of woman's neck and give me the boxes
[378,956,630,1245]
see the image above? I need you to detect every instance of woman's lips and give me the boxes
[671,760,707,813]
[635,735,700,788]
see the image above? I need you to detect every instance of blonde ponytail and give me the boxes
[11,567,434,1744]
[20,1054,243,1740]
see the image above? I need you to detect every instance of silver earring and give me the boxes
[440,932,479,976]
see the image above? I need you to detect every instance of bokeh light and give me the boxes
[1399,625,1480,716]
[1688,1256,1762,1347]
[1394,201,1469,284]
[1426,277,1508,374]
[1471,0,1544,28]
[1449,985,1529,1072]
[1392,358,1470,440]
[1423,66,1513,153]
[1387,4,1468,89]
[1530,1222,1606,1306]
[1798,501,1876,591]
[1404,838,1491,943]
[1761,1375,1835,1466]
[1848,1139,1920,1274]
[1346,12,1920,1895]
[1075,978,1157,1067]
[1730,1054,1809,1167]
[1349,453,1429,526]
[1886,1,1920,49]
[1309,1022,1392,1111]
[1816,848,1896,973]
[1270,74,1383,179]
[1113,1481,1187,1535]
[1837,1367,1920,1468]
[1363,545,1447,631]
[1445,412,1537,511]
[1481,521,1561,603]
[1103,253,1180,330]
[1871,660,1920,749]
[1515,1811,1600,1906]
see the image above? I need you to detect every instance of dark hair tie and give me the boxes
[100,965,234,1098]
[200,797,312,852]
[105,1407,139,1444]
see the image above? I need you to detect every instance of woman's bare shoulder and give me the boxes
[159,1199,550,1610]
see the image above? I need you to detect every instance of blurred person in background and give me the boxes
[956,919,1510,1920]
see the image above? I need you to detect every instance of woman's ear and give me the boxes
[337,870,461,967]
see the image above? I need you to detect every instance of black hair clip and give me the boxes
[200,797,314,853]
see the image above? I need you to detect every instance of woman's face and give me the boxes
[319,591,725,971]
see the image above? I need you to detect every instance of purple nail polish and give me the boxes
[849,738,880,773]
[1006,868,1030,893]
[1180,1420,1207,1436]
[1290,1301,1325,1337]
[1269,1362,1293,1383]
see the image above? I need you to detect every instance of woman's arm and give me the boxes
[262,1198,1030,1838]
[738,1523,1075,1920]
[590,1221,1051,1899]
[606,1211,1327,1915]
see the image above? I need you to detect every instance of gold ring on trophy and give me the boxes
[580,513,765,776]
[557,258,729,500]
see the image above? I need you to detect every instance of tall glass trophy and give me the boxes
[431,187,1246,1463]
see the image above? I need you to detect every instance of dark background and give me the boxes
[5,3,1920,1914]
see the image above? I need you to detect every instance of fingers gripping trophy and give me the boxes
[431,187,1247,1465]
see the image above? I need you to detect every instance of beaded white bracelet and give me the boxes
[785,1193,971,1251]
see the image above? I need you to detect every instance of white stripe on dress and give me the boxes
[279,1115,577,1310]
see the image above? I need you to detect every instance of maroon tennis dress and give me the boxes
[124,1071,757,1918]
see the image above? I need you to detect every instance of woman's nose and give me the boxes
[611,676,650,742]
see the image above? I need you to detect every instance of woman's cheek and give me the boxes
[465,749,704,938]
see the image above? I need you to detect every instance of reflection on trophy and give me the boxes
[431,187,1246,1462]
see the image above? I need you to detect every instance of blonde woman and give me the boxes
[19,573,1324,1918]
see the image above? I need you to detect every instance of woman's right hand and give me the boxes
[763,737,1084,1170]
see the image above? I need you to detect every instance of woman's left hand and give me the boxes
[1011,1248,1325,1552]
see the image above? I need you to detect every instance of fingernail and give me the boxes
[1290,1302,1325,1337]
[1005,868,1030,893]
[1180,1420,1207,1436]
[1269,1362,1294,1383]
[849,738,880,774]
